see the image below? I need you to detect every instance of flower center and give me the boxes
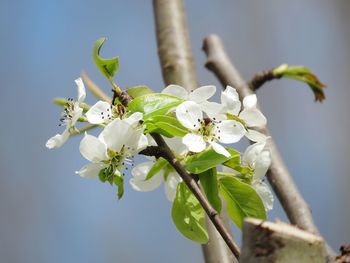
[59,98,81,129]
[194,117,221,143]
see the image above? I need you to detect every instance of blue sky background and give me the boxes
[1,0,349,262]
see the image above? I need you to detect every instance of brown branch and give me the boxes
[202,34,336,261]
[153,1,237,262]
[248,69,278,91]
[150,133,241,258]
[153,0,198,91]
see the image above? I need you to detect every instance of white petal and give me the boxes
[146,134,157,146]
[76,163,105,179]
[70,103,83,126]
[175,101,203,130]
[45,129,70,149]
[215,120,246,144]
[253,181,274,211]
[131,161,153,180]
[99,119,130,152]
[240,108,267,128]
[199,101,224,119]
[161,84,188,99]
[165,136,187,155]
[182,133,206,153]
[79,133,108,162]
[210,141,231,157]
[86,101,112,124]
[75,77,86,102]
[221,86,241,116]
[130,162,163,192]
[135,133,149,153]
[165,173,182,202]
[242,142,266,165]
[243,94,257,109]
[254,150,271,180]
[245,129,268,143]
[188,85,216,103]
[125,112,143,127]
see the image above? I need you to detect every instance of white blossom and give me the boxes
[175,101,245,157]
[161,84,221,117]
[242,141,274,211]
[129,137,184,202]
[86,101,112,124]
[76,114,147,179]
[46,78,86,149]
[220,86,267,142]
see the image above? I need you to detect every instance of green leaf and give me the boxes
[222,154,241,170]
[126,86,154,98]
[128,93,184,120]
[219,176,266,229]
[222,155,254,178]
[145,115,188,137]
[198,168,222,213]
[172,182,209,244]
[98,167,113,184]
[272,64,326,102]
[145,157,168,180]
[144,123,174,138]
[98,168,124,200]
[185,148,240,174]
[114,173,124,200]
[93,37,119,80]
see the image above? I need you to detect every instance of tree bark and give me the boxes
[202,34,336,261]
[240,218,327,263]
[153,2,237,262]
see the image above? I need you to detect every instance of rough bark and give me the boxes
[153,2,237,262]
[240,218,327,263]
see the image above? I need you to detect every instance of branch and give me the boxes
[240,218,327,263]
[153,1,237,262]
[248,69,278,91]
[153,0,198,91]
[202,34,336,260]
[149,133,241,258]
[81,71,112,103]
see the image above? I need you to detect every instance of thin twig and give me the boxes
[202,34,336,261]
[153,1,237,262]
[81,71,112,103]
[248,69,278,91]
[149,133,241,258]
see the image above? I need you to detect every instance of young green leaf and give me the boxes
[145,157,168,180]
[98,168,124,200]
[185,148,240,174]
[144,122,174,138]
[93,37,119,80]
[198,168,222,213]
[219,176,266,229]
[114,173,124,200]
[172,182,209,244]
[145,115,189,137]
[126,86,154,98]
[272,64,326,102]
[128,93,184,120]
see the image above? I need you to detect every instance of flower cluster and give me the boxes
[46,80,273,210]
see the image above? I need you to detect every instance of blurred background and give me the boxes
[1,0,349,262]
